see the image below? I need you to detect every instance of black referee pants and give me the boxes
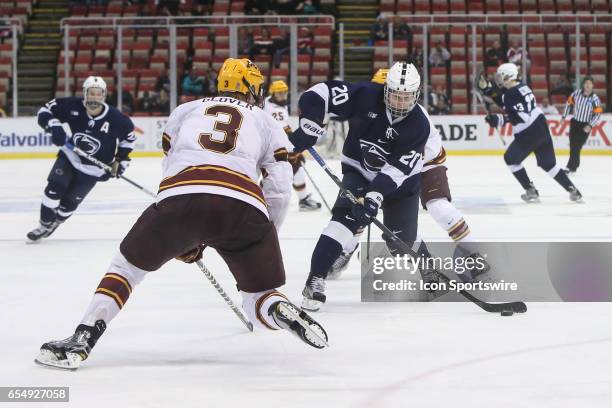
[566,119,590,171]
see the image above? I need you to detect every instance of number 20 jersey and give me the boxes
[158,96,292,220]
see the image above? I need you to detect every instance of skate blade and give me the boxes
[25,238,43,245]
[279,303,329,348]
[299,206,322,212]
[301,297,322,312]
[34,349,81,371]
[521,197,540,203]
[326,271,343,280]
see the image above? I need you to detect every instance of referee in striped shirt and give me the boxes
[561,75,603,174]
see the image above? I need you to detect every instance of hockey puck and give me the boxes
[500,310,514,316]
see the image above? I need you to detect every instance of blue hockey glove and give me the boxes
[47,119,67,146]
[485,114,504,128]
[288,118,325,152]
[351,192,383,225]
[110,157,130,178]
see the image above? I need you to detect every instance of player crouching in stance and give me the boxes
[27,76,136,242]
[264,80,322,211]
[289,62,439,312]
[328,69,488,282]
[35,59,328,371]
[479,63,583,203]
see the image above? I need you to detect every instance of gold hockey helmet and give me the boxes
[217,58,265,105]
[371,68,389,84]
[268,80,289,95]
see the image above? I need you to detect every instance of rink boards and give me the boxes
[1,114,611,158]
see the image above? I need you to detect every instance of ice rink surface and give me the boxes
[1,154,612,408]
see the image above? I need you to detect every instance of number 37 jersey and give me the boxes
[158,96,293,222]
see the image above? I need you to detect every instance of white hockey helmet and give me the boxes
[494,63,519,89]
[384,62,421,117]
[82,76,107,110]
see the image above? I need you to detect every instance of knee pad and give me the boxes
[542,163,561,177]
[108,252,149,288]
[331,208,366,236]
[240,290,289,330]
[42,179,68,209]
[504,150,519,165]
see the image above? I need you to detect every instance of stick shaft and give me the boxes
[71,145,158,198]
[307,147,525,312]
[301,164,332,213]
[196,260,254,331]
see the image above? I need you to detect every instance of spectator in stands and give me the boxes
[538,97,559,115]
[0,22,12,40]
[205,69,217,96]
[410,47,424,69]
[506,39,531,71]
[182,68,205,97]
[273,28,290,68]
[298,27,314,55]
[272,0,297,15]
[138,91,154,113]
[392,16,411,41]
[238,27,254,55]
[295,0,318,14]
[429,41,451,68]
[0,105,7,118]
[249,27,275,60]
[485,40,505,67]
[551,72,574,97]
[369,14,388,45]
[193,0,214,16]
[123,90,135,115]
[428,85,451,115]
[154,89,170,114]
[155,69,171,95]
[244,0,270,14]
[156,0,183,16]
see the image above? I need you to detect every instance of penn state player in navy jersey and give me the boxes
[27,76,136,242]
[481,63,582,203]
[290,62,438,311]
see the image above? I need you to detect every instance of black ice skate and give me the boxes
[563,168,576,177]
[456,252,491,283]
[270,300,329,349]
[299,194,322,211]
[26,221,60,242]
[301,273,326,312]
[35,320,106,370]
[568,186,583,203]
[520,184,540,203]
[327,246,358,280]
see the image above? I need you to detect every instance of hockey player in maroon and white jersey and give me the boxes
[34,58,328,371]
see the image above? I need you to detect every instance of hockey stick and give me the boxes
[196,259,254,332]
[307,147,527,314]
[301,163,332,213]
[473,69,506,146]
[67,142,157,198]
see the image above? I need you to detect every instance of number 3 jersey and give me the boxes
[158,96,293,226]
[298,80,433,197]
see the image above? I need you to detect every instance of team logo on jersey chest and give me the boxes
[73,133,102,155]
[360,140,390,172]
